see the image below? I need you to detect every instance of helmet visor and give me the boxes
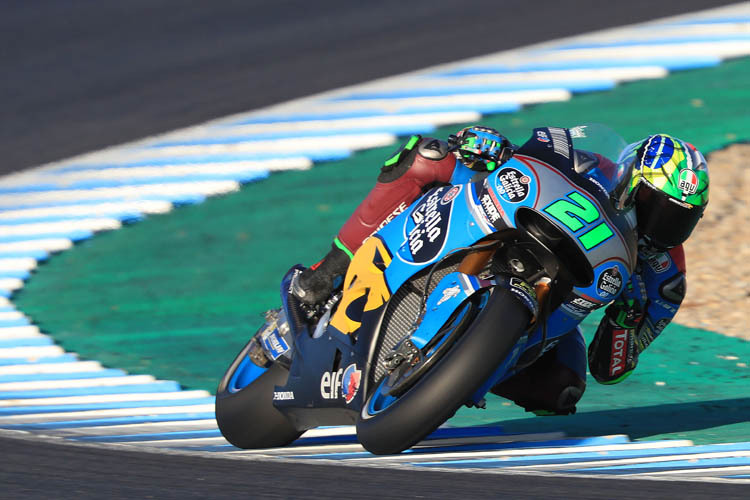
[635,183,704,249]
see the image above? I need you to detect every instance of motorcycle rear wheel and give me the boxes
[215,339,302,449]
[357,286,530,455]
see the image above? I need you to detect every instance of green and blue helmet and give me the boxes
[612,134,709,250]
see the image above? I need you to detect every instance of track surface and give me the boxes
[2,1,744,498]
[1,0,737,174]
[3,433,750,500]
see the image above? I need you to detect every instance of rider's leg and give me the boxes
[293,137,455,306]
[490,328,587,415]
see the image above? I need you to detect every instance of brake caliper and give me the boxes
[383,338,422,372]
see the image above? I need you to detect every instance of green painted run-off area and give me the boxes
[14,58,750,445]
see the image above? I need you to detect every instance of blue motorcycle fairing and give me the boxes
[225,265,304,395]
[409,271,497,349]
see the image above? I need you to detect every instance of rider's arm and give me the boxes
[336,135,456,254]
[587,245,686,384]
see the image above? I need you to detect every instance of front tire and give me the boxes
[356,287,530,455]
[215,340,302,449]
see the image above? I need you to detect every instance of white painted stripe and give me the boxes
[0,218,121,236]
[0,298,11,308]
[0,326,42,340]
[0,181,240,209]
[122,437,228,447]
[31,158,312,185]
[0,278,24,291]
[341,67,666,95]
[349,439,696,463]
[511,451,750,471]
[543,41,750,61]
[430,66,668,84]
[634,24,750,37]
[0,258,37,272]
[0,361,102,376]
[0,389,210,407]
[0,345,65,359]
[264,89,572,116]
[0,239,73,254]
[0,201,173,221]
[94,133,396,163]
[644,465,750,477]
[0,374,156,391]
[0,403,215,423]
[53,419,218,437]
[228,443,367,455]
[0,311,26,322]
[169,111,481,139]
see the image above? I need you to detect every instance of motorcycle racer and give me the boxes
[290,127,710,416]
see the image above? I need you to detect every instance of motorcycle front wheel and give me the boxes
[356,286,531,455]
[215,338,302,449]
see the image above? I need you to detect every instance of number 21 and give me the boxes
[543,192,614,250]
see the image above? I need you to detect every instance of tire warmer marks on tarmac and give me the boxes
[2,3,750,482]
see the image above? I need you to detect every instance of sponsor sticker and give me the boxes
[437,285,461,306]
[654,318,670,333]
[496,167,531,203]
[536,130,550,143]
[560,303,588,318]
[609,328,632,376]
[341,363,362,404]
[440,185,462,205]
[596,266,623,299]
[262,330,290,360]
[646,252,671,274]
[406,187,452,263]
[320,363,361,404]
[479,193,503,224]
[548,127,570,159]
[678,168,699,196]
[364,202,409,244]
[320,369,342,400]
[273,391,295,401]
[509,277,538,315]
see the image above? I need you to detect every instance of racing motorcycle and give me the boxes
[215,124,638,455]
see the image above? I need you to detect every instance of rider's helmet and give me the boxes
[449,126,514,172]
[611,134,709,250]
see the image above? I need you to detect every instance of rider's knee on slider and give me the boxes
[490,345,586,415]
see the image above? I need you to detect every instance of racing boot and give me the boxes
[292,242,350,307]
[490,347,585,416]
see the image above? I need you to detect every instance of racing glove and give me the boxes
[587,289,644,385]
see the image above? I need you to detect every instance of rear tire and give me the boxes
[357,287,530,455]
[215,340,302,449]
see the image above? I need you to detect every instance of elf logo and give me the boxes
[320,363,361,404]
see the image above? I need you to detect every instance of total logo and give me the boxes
[320,363,362,404]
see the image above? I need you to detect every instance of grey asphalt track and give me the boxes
[0,0,741,497]
[3,433,749,500]
[0,0,738,174]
